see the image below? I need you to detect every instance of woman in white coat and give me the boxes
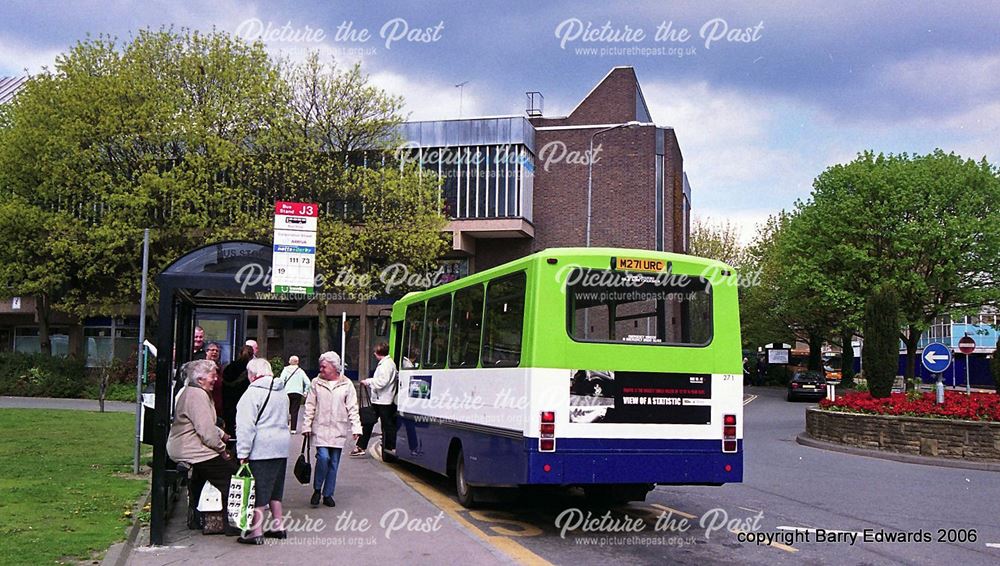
[301,351,361,507]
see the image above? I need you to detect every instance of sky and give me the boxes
[2,0,998,242]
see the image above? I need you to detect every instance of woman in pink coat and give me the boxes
[301,351,361,507]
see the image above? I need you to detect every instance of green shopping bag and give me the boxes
[227,463,256,531]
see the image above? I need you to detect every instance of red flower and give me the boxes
[823,390,1000,421]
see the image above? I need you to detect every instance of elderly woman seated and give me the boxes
[167,359,240,536]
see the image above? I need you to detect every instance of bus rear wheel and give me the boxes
[454,448,478,508]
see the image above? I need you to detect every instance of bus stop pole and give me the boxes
[134,229,149,475]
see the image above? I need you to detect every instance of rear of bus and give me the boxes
[524,248,743,495]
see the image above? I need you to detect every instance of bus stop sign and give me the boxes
[921,342,952,373]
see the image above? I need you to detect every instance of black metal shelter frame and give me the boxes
[150,241,311,545]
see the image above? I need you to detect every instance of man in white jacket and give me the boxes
[361,342,398,458]
[280,356,311,433]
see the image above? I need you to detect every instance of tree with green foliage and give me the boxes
[739,214,797,351]
[689,218,747,269]
[739,211,847,371]
[863,285,900,398]
[0,31,449,357]
[838,328,857,389]
[800,150,1000,383]
[279,53,448,352]
[0,29,287,343]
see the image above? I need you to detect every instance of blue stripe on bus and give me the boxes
[395,415,742,486]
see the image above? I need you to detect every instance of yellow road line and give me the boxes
[390,465,553,566]
[648,503,697,520]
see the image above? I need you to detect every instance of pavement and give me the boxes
[125,437,511,565]
[0,395,135,412]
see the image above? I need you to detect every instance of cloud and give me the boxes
[693,208,775,246]
[0,35,62,74]
[642,80,817,204]
[369,70,500,121]
[879,51,1000,122]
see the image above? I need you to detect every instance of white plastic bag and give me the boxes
[197,482,223,512]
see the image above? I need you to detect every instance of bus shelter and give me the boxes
[150,241,310,545]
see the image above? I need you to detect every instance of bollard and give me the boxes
[827,383,835,401]
[935,373,944,404]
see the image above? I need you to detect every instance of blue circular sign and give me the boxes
[921,342,952,373]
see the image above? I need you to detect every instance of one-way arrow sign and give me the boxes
[921,342,952,373]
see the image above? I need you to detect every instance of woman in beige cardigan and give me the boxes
[301,351,361,508]
[166,359,239,535]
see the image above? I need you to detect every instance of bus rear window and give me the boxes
[566,268,712,346]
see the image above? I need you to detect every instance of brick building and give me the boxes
[0,67,691,378]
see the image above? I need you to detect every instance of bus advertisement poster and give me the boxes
[569,370,712,424]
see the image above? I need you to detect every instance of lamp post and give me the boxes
[582,121,641,340]
[586,120,642,247]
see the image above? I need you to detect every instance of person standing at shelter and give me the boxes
[222,345,254,437]
[361,342,398,458]
[280,355,310,434]
[191,326,206,360]
[205,342,224,415]
[302,351,361,508]
[246,339,259,358]
[235,358,290,545]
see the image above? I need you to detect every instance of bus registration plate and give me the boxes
[612,257,666,273]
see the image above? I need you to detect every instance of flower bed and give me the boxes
[819,390,1000,422]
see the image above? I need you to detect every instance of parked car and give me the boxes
[787,370,828,401]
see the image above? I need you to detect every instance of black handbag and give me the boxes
[358,383,378,426]
[293,435,312,484]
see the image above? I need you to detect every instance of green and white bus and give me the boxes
[389,247,743,506]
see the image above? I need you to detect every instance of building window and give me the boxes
[14,327,69,357]
[85,320,140,367]
[402,144,531,220]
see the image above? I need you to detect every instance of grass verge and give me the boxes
[0,409,150,565]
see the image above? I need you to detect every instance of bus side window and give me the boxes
[423,294,452,369]
[449,284,484,368]
[482,272,526,367]
[403,302,426,369]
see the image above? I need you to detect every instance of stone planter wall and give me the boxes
[806,408,1000,461]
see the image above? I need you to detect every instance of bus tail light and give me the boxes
[540,411,556,452]
[722,413,737,453]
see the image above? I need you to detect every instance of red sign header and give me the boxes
[275,201,319,217]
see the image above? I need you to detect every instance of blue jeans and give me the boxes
[314,447,343,497]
